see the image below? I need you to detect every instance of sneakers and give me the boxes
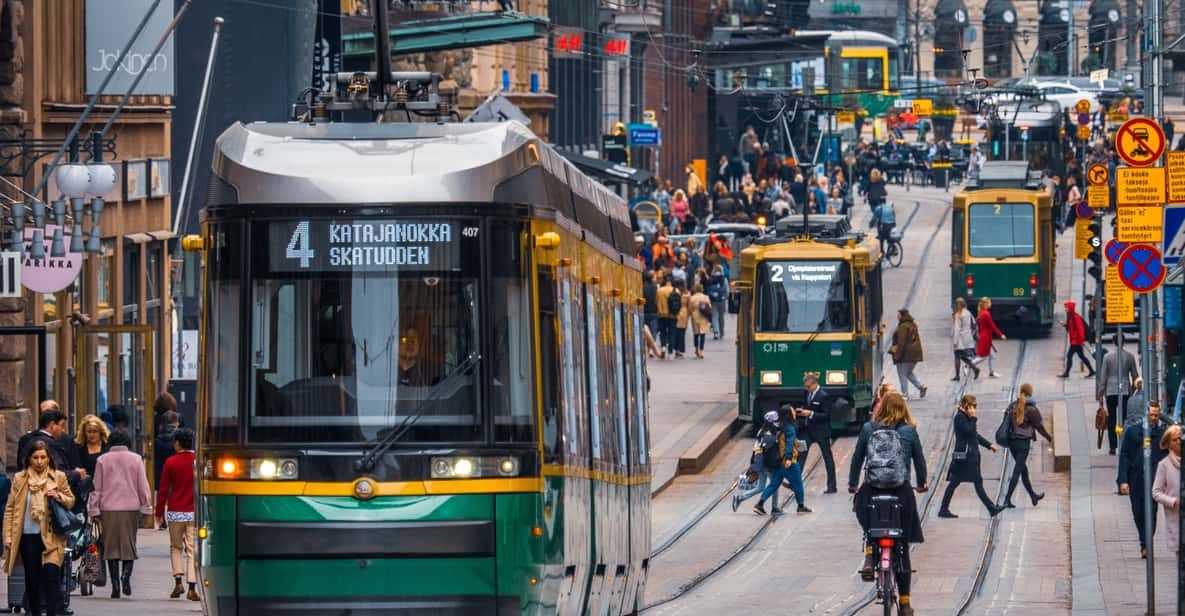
[797,504,812,513]
[1057,373,1070,378]
[937,510,958,518]
[919,386,928,399]
[771,507,784,515]
[753,503,767,516]
[989,372,1000,378]
[989,505,1004,517]
[731,494,741,512]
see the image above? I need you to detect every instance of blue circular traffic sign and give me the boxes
[1076,201,1093,220]
[1117,244,1166,293]
[1078,112,1091,126]
[1105,238,1129,265]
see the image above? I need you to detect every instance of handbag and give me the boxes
[1095,404,1108,450]
[952,445,970,462]
[49,498,84,535]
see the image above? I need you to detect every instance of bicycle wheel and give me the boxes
[881,559,896,616]
[887,241,904,268]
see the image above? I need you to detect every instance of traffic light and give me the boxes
[1086,220,1103,282]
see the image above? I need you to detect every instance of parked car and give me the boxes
[982,80,1101,113]
[1066,77,1144,111]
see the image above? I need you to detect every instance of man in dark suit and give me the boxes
[796,374,837,493]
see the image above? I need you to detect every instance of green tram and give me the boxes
[188,119,651,614]
[951,161,1056,331]
[735,215,885,430]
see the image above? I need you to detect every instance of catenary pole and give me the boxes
[1147,0,1164,608]
[172,17,224,236]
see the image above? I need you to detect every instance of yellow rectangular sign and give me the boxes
[1116,204,1164,242]
[1088,189,1109,209]
[1105,266,1135,323]
[912,99,932,116]
[1116,167,1166,204]
[1168,151,1185,203]
[837,111,856,125]
[1075,218,1093,259]
[1109,111,1129,123]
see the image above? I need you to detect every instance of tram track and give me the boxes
[640,198,942,613]
[843,340,1030,616]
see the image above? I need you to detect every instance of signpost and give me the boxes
[1075,218,1095,259]
[1116,167,1167,204]
[1116,118,1167,167]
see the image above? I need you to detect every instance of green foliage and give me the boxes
[1081,53,1102,72]
[1035,52,1060,76]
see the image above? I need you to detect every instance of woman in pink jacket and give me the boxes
[88,430,152,598]
[1153,424,1182,554]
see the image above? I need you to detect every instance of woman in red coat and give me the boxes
[974,298,1006,377]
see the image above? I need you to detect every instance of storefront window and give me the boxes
[147,242,162,301]
[123,243,141,324]
[98,240,115,311]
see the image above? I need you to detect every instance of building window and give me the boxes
[123,242,141,323]
[983,28,1014,78]
[98,239,115,312]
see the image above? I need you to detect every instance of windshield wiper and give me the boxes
[801,316,829,351]
[353,351,482,474]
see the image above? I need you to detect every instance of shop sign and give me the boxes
[1116,167,1166,204]
[832,1,863,14]
[85,0,174,95]
[21,225,82,293]
[911,99,932,116]
[1105,266,1135,323]
[1116,205,1164,243]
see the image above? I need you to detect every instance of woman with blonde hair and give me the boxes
[1153,424,1182,553]
[849,392,927,615]
[1001,383,1053,508]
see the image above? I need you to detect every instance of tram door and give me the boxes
[74,325,156,482]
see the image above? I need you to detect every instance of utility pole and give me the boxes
[915,0,921,80]
[1068,2,1075,79]
[1145,0,1164,611]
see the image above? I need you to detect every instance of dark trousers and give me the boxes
[799,434,837,490]
[673,327,687,354]
[693,333,706,351]
[1063,344,1093,374]
[1005,438,1037,503]
[19,533,61,616]
[954,349,976,378]
[645,314,659,341]
[940,476,995,513]
[1129,487,1160,550]
[1105,395,1127,453]
[658,317,676,352]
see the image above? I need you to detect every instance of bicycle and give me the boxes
[884,230,904,268]
[867,494,906,615]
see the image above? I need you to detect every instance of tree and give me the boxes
[1081,53,1102,73]
[1035,52,1060,76]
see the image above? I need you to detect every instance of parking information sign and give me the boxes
[1117,205,1164,243]
[1169,152,1185,203]
[1105,266,1135,323]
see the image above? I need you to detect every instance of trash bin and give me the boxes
[931,168,948,189]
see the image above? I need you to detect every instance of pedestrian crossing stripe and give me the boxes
[1164,205,1185,265]
[0,251,19,298]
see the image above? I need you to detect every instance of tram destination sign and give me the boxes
[268,220,465,272]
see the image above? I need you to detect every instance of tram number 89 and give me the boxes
[1012,287,1027,297]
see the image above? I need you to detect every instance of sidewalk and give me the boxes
[2,528,203,616]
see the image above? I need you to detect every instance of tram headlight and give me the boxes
[429,456,521,479]
[760,371,782,386]
[249,458,299,480]
[498,457,519,476]
[826,370,848,385]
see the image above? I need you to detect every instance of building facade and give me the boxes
[2,0,177,462]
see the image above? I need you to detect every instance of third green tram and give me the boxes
[951,161,1056,331]
[190,117,651,614]
[735,215,885,430]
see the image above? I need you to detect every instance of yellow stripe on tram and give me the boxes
[200,477,544,496]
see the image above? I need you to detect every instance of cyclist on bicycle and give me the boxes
[849,392,927,616]
[869,201,896,257]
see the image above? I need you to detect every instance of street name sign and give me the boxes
[1105,266,1135,323]
[1116,167,1166,204]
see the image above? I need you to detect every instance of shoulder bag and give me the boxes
[49,497,84,535]
[1094,404,1108,450]
[994,408,1013,447]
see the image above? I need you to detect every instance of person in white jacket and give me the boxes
[1152,424,1182,554]
[951,298,980,381]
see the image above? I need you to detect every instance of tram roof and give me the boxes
[208,120,635,254]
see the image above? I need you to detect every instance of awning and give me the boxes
[983,0,1018,27]
[935,0,969,26]
[1089,0,1122,23]
[557,150,654,187]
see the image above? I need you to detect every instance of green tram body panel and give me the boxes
[735,222,885,429]
[951,168,1056,331]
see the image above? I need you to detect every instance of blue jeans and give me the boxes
[711,299,727,337]
[760,463,804,507]
[737,471,769,503]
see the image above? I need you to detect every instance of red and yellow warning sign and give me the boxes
[1116,118,1167,167]
[1168,151,1185,203]
[1088,164,1110,186]
[1117,204,1164,243]
[1116,167,1166,204]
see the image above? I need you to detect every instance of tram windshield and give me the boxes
[245,218,486,443]
[967,203,1036,258]
[755,260,853,333]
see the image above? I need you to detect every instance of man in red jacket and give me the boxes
[155,428,198,601]
[1058,301,1096,378]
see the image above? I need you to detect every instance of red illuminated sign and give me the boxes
[555,33,583,53]
[604,38,629,56]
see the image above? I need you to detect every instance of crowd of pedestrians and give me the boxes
[0,394,199,614]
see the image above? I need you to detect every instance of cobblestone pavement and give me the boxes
[2,528,203,615]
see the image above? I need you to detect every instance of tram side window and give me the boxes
[631,312,649,465]
[864,265,884,330]
[597,293,618,467]
[837,57,885,92]
[559,277,587,460]
[490,221,536,443]
[585,289,603,461]
[538,266,562,464]
[612,307,629,469]
[205,223,242,444]
[968,203,1036,258]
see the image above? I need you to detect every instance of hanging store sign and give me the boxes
[554,29,584,54]
[21,226,82,293]
[603,38,630,57]
[85,0,175,95]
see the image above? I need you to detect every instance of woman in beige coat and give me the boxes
[3,439,75,616]
[689,284,713,358]
[673,282,692,358]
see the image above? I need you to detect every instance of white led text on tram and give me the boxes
[273,220,462,272]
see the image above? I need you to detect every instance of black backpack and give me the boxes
[667,290,683,315]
